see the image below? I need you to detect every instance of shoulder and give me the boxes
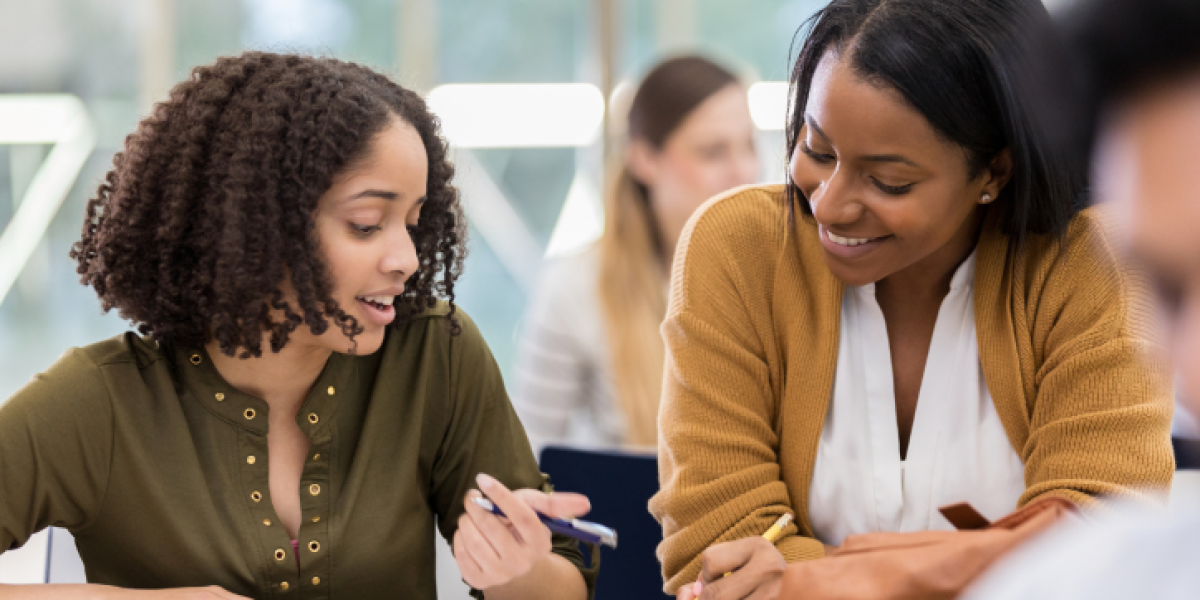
[966,506,1200,599]
[529,244,601,315]
[538,245,600,291]
[0,333,158,432]
[1009,205,1153,337]
[22,332,162,391]
[681,183,790,255]
[1008,205,1124,287]
[673,184,792,297]
[381,302,492,365]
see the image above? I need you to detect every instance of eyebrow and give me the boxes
[804,113,922,169]
[343,190,428,205]
[344,189,398,202]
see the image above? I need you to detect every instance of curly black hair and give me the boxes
[70,52,466,357]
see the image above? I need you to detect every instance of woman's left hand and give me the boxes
[453,473,591,591]
[677,536,788,600]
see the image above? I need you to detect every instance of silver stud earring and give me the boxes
[980,193,993,204]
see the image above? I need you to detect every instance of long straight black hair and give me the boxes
[784,0,1086,242]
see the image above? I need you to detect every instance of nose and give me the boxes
[804,162,862,227]
[381,225,420,280]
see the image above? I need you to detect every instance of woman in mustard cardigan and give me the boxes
[650,0,1175,598]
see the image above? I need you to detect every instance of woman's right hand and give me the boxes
[676,535,788,600]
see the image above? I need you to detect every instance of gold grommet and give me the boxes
[274,549,286,561]
[309,483,320,496]
[280,582,289,591]
[308,413,319,424]
[327,386,335,395]
[251,491,263,502]
[308,540,320,553]
[263,519,271,526]
[215,392,225,401]
[312,453,320,461]
[312,516,320,523]
[247,455,256,465]
[190,354,202,365]
[312,576,320,585]
[244,408,256,420]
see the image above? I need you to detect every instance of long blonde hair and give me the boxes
[597,56,737,447]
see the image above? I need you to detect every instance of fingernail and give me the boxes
[693,582,703,595]
[476,473,495,490]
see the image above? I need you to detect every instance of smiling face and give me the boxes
[1098,76,1200,417]
[790,50,1011,287]
[286,117,428,356]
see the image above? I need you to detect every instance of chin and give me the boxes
[821,254,884,288]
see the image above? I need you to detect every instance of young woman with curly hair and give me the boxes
[0,52,595,600]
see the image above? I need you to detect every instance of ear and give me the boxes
[626,139,661,188]
[979,149,1013,203]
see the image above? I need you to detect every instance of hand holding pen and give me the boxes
[455,473,593,593]
[677,513,794,600]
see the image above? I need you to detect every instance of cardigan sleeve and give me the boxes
[649,193,822,595]
[1018,210,1175,508]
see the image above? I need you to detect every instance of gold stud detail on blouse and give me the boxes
[215,392,225,401]
[312,516,321,523]
[312,453,320,461]
[263,519,271,526]
[312,576,321,586]
[246,456,256,465]
[307,413,319,425]
[274,549,286,561]
[309,483,321,496]
[327,386,335,395]
[244,408,256,420]
[251,491,263,502]
[190,354,202,365]
[308,540,320,553]
[280,582,290,591]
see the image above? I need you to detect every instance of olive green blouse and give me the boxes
[0,306,596,599]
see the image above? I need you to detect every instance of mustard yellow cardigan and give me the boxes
[649,184,1175,592]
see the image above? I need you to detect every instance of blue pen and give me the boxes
[470,496,618,548]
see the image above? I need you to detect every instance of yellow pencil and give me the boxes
[761,513,793,543]
[723,513,793,577]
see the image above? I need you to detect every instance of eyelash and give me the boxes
[872,179,914,196]
[800,141,834,164]
[800,141,915,196]
[350,224,420,238]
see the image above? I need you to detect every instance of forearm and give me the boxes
[0,584,124,600]
[483,554,586,600]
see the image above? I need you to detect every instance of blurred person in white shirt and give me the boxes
[512,56,759,453]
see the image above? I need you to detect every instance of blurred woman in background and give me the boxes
[513,55,760,451]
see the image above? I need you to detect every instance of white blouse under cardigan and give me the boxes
[808,252,1027,546]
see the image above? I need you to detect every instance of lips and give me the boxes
[355,295,396,326]
[818,226,891,260]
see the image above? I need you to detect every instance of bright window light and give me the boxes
[748,81,790,131]
[0,95,96,307]
[427,84,605,148]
